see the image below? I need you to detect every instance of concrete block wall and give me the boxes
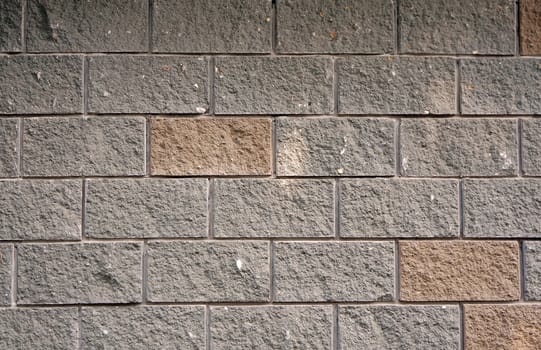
[1,0,541,348]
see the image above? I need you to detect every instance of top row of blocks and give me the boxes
[1,0,540,55]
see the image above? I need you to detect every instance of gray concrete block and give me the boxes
[401,118,518,176]
[399,0,515,54]
[276,117,395,176]
[17,243,142,304]
[85,178,208,239]
[88,55,208,113]
[523,119,541,176]
[153,0,271,53]
[0,180,81,241]
[211,306,332,349]
[524,241,541,300]
[0,0,21,51]
[0,119,18,177]
[214,56,333,114]
[23,116,145,176]
[27,0,147,52]
[338,56,456,114]
[461,58,541,115]
[464,179,541,237]
[339,305,460,349]
[0,245,12,306]
[147,241,269,302]
[340,179,459,238]
[277,0,393,53]
[0,55,82,114]
[0,308,78,349]
[214,179,334,238]
[273,242,395,301]
[81,306,205,349]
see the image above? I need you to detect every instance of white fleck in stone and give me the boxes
[103,329,109,335]
[103,91,110,97]
[196,107,206,114]
[430,194,435,201]
[194,83,199,89]
[336,168,344,174]
[236,259,243,271]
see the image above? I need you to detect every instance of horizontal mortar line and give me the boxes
[7,300,541,309]
[0,52,537,59]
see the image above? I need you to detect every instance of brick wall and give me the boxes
[0,0,540,349]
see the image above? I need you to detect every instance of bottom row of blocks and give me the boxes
[1,304,540,349]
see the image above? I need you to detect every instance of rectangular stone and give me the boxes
[0,180,81,241]
[463,179,541,237]
[461,58,541,114]
[214,179,334,238]
[522,119,541,175]
[0,308,78,349]
[339,305,460,349]
[85,179,208,239]
[276,117,395,176]
[338,56,456,114]
[151,118,272,176]
[401,118,518,176]
[400,240,519,301]
[0,55,82,114]
[340,179,459,238]
[81,306,205,349]
[464,305,541,349]
[277,0,393,53]
[0,118,18,177]
[153,0,271,53]
[23,116,145,176]
[215,57,333,114]
[0,245,12,306]
[147,241,269,302]
[0,0,21,51]
[18,243,142,304]
[524,241,541,300]
[211,306,332,349]
[521,0,541,55]
[27,0,147,52]
[88,55,208,114]
[273,242,394,302]
[400,0,514,54]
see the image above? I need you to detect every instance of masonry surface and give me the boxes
[0,0,541,349]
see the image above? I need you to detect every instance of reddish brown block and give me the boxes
[521,0,541,55]
[400,240,519,301]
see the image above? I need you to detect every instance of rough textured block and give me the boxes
[211,306,332,349]
[0,308,78,349]
[276,117,395,176]
[400,240,519,301]
[401,118,518,176]
[274,242,394,302]
[464,304,541,349]
[521,0,541,55]
[340,179,459,238]
[0,55,82,114]
[215,57,333,114]
[151,118,272,175]
[339,305,460,349]
[277,0,393,53]
[523,119,541,176]
[399,0,514,54]
[88,55,208,114]
[524,241,541,300]
[0,180,81,241]
[214,179,334,238]
[461,58,541,115]
[81,306,205,349]
[0,118,18,177]
[23,116,145,176]
[86,179,207,239]
[27,0,147,52]
[0,0,21,51]
[153,0,271,53]
[463,179,541,237]
[0,245,11,306]
[147,241,269,302]
[18,243,142,304]
[338,56,455,114]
